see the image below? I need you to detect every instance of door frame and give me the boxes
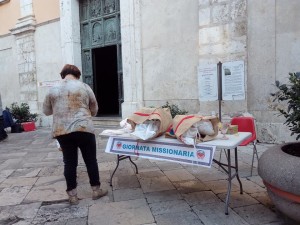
[59,0,144,118]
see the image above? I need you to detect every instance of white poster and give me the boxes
[198,64,218,101]
[105,136,216,168]
[222,61,245,100]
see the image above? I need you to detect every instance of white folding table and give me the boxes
[100,131,251,215]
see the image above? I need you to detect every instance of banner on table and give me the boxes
[105,137,216,168]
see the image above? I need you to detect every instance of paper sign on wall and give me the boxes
[222,61,245,100]
[198,64,218,101]
[198,60,245,101]
[38,80,61,87]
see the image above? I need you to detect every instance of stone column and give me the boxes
[10,0,38,112]
[59,0,82,69]
[120,0,144,118]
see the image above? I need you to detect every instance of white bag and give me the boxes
[194,120,215,136]
[131,120,160,140]
[120,118,133,132]
[180,126,199,146]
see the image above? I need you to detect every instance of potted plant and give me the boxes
[161,101,188,118]
[258,72,300,222]
[9,102,38,132]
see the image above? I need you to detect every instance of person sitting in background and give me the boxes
[2,108,20,132]
[0,93,8,142]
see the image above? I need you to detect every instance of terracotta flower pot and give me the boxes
[258,143,300,222]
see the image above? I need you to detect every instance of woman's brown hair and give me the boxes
[60,64,81,79]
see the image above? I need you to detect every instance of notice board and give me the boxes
[198,60,245,101]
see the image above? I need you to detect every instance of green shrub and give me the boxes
[271,72,300,140]
[161,101,188,118]
[9,102,38,123]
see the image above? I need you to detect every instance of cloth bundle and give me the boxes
[127,107,172,140]
[172,115,219,146]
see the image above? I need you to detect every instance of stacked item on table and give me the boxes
[169,115,219,146]
[101,118,133,136]
[226,124,238,134]
[127,107,172,140]
[100,108,220,147]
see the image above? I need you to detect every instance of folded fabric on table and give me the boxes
[101,129,129,136]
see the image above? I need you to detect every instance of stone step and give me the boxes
[92,116,122,128]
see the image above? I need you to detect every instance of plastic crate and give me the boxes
[22,122,36,132]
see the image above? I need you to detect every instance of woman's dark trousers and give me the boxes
[57,132,100,191]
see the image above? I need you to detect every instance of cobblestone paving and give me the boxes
[0,128,299,225]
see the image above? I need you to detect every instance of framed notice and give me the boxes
[198,64,218,101]
[222,61,245,100]
[105,136,216,168]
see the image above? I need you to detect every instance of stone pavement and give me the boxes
[0,127,299,225]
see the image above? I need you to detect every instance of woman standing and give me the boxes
[43,64,107,204]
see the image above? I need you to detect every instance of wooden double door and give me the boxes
[79,0,123,116]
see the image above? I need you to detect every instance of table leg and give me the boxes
[225,149,231,215]
[110,154,121,186]
[110,154,139,186]
[129,157,138,174]
[235,147,243,194]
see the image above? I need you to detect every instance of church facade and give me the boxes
[0,0,299,143]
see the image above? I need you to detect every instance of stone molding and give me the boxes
[10,3,38,112]
[10,15,36,35]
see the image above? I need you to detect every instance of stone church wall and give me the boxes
[138,0,200,114]
[0,20,62,127]
[35,20,62,127]
[196,0,300,143]
[1,0,300,143]
[0,35,20,108]
[198,0,248,116]
[247,0,300,143]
